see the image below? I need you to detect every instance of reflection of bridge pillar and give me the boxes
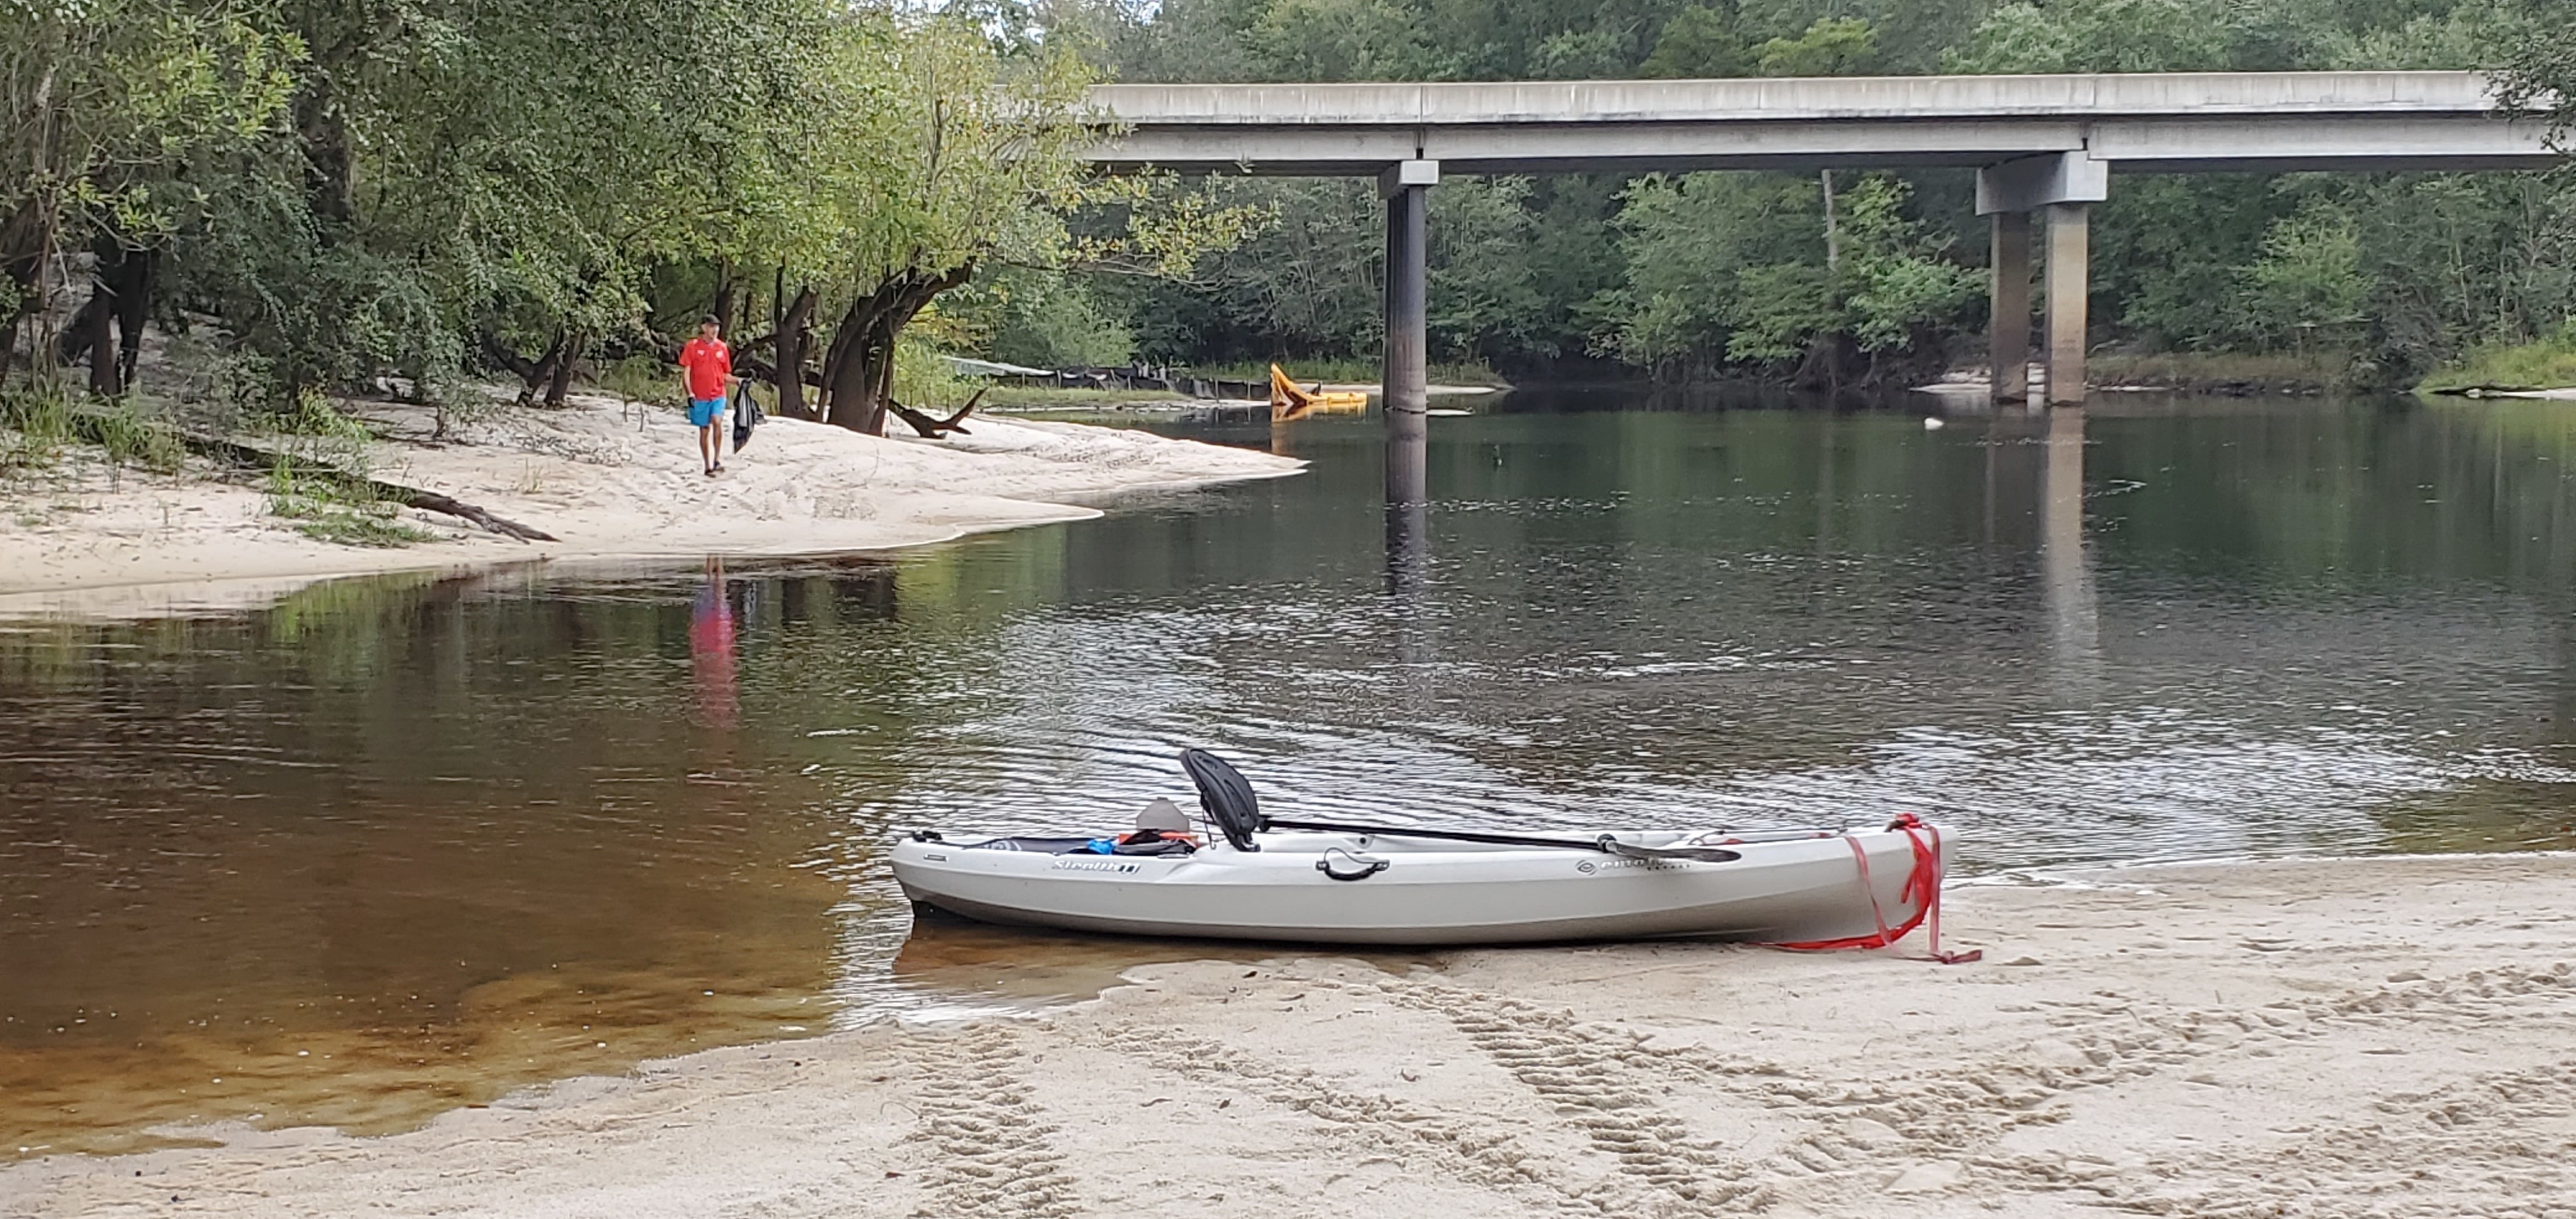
[2039,406,2099,683]
[1381,159,1437,508]
[1977,153,2106,406]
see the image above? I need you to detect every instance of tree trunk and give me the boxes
[1821,170,1841,273]
[115,247,155,391]
[482,330,566,404]
[710,259,735,332]
[774,284,817,420]
[82,269,118,396]
[296,92,355,227]
[820,266,974,435]
[50,243,149,397]
[544,330,579,407]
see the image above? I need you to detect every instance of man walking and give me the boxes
[676,315,737,477]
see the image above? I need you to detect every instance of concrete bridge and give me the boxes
[1085,72,2558,502]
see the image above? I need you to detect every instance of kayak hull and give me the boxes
[890,826,1951,947]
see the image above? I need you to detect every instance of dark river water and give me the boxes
[4,390,2573,1156]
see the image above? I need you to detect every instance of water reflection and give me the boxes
[4,393,2574,1158]
[691,557,740,731]
[2039,406,2101,691]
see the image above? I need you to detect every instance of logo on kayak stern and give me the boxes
[1050,859,1141,874]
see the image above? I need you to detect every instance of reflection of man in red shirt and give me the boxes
[676,315,736,478]
[690,556,738,730]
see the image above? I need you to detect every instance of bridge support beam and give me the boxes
[1988,211,2031,403]
[1978,153,2106,406]
[1381,159,1437,507]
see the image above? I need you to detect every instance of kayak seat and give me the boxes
[1179,748,1264,852]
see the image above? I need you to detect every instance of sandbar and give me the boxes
[4,853,2570,1216]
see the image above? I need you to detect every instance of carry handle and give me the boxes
[1315,848,1390,882]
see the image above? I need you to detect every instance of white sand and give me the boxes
[5,854,2570,1217]
[0,394,1303,616]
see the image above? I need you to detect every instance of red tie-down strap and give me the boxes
[1774,813,1982,964]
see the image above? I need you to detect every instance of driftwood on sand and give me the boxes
[148,424,560,543]
[886,387,984,438]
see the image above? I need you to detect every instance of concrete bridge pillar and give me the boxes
[1381,159,1437,506]
[1988,211,2032,402]
[2043,204,2090,405]
[1977,153,2107,405]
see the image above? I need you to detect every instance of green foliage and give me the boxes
[244,386,372,441]
[891,337,981,410]
[263,457,431,548]
[1640,6,1752,77]
[1947,0,2278,73]
[0,0,299,329]
[593,356,687,409]
[2416,322,2576,392]
[84,401,186,473]
[18,0,2572,407]
[0,381,78,471]
[2232,202,2368,353]
[2496,0,2576,144]
[0,383,184,475]
[1753,17,1879,75]
[949,268,1138,368]
[1595,172,1973,377]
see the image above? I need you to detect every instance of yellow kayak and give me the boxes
[1271,364,1368,420]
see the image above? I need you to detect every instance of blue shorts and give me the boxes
[688,397,725,428]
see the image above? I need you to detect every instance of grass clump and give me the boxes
[86,401,187,473]
[3,383,187,477]
[2414,326,2576,393]
[245,385,374,441]
[592,354,685,408]
[264,456,432,548]
[1,382,79,471]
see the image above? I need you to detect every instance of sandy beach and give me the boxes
[0,394,1303,617]
[4,854,2569,1218]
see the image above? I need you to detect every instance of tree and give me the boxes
[1597,172,1975,385]
[1639,6,1752,77]
[1,0,296,384]
[2230,201,2366,355]
[2496,0,2576,146]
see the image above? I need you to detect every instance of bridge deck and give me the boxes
[1089,72,2556,175]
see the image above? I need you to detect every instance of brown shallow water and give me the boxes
[4,394,2575,1157]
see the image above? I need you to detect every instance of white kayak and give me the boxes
[891,750,1959,948]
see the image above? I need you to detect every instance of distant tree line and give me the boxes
[8,0,2573,420]
[1009,0,2576,390]
[1,0,1248,433]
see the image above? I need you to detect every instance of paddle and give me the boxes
[1260,818,1740,864]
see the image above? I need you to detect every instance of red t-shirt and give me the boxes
[677,337,731,401]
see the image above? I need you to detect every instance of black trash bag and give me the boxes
[731,382,765,452]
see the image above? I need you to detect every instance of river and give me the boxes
[4,389,2572,1157]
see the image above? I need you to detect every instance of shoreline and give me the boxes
[4,852,2570,1216]
[0,395,1304,617]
